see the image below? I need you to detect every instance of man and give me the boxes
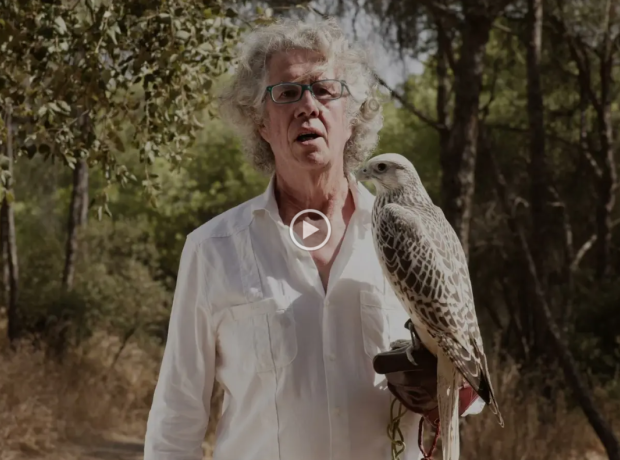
[144,17,444,460]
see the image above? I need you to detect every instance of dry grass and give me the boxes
[0,324,162,459]
[1,320,617,460]
[458,352,619,460]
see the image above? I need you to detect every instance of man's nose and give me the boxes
[294,88,320,118]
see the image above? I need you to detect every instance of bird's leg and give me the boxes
[405,319,422,350]
[405,346,418,366]
[405,319,421,366]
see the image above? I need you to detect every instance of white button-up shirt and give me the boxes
[144,175,424,460]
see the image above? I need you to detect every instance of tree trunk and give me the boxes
[435,17,451,156]
[1,110,19,343]
[594,105,615,280]
[441,8,492,258]
[525,0,554,358]
[62,158,89,291]
[526,0,549,281]
[594,2,616,280]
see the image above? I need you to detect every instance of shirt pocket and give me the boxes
[230,297,298,373]
[359,289,411,358]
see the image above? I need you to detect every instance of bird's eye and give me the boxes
[376,163,387,172]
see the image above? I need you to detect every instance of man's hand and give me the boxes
[372,321,480,427]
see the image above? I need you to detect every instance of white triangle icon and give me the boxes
[302,220,319,240]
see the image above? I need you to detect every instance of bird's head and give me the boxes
[356,153,426,197]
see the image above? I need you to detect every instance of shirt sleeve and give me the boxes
[144,236,216,460]
[401,411,425,460]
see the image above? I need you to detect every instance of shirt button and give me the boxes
[328,353,336,361]
[334,407,341,416]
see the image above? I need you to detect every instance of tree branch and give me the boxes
[486,123,604,177]
[492,22,516,35]
[547,11,602,114]
[375,75,447,132]
[548,188,576,326]
[415,0,462,26]
[480,295,505,330]
[583,133,603,178]
[549,188,574,261]
[435,16,457,75]
[480,46,503,120]
[570,234,597,273]
[486,123,572,147]
[499,270,530,360]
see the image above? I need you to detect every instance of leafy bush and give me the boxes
[571,277,620,380]
[17,215,170,358]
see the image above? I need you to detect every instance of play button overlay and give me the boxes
[289,209,332,251]
[302,220,319,239]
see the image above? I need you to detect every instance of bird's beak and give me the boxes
[355,166,372,182]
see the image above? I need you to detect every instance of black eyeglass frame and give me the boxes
[264,79,350,104]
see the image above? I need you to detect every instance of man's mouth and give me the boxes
[296,133,321,142]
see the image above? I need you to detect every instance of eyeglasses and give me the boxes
[265,79,349,104]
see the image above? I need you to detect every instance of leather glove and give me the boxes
[372,320,480,427]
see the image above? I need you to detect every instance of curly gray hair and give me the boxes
[217,17,384,175]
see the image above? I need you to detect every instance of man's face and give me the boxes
[258,49,353,174]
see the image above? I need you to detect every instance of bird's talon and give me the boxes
[410,334,422,351]
[406,320,422,351]
[405,346,418,366]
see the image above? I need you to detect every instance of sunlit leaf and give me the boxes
[175,30,190,40]
[58,101,71,112]
[54,16,68,35]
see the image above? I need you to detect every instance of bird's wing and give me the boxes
[376,202,490,401]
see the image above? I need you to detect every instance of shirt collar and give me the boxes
[251,173,375,223]
[250,174,282,223]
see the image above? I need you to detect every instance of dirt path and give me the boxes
[70,434,145,460]
[4,434,214,460]
[2,434,145,460]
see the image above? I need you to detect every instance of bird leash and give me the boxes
[387,397,440,460]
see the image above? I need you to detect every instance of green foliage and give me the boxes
[17,208,170,355]
[375,91,442,202]
[110,117,269,282]
[572,277,620,379]
[0,0,264,214]
[11,114,268,352]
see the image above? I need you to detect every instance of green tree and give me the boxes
[0,0,267,341]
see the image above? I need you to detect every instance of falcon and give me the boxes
[356,153,504,460]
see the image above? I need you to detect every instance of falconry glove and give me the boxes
[372,320,481,459]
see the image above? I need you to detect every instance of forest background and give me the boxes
[1,0,619,459]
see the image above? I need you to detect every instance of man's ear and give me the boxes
[258,122,270,144]
[345,123,353,141]
[344,118,354,143]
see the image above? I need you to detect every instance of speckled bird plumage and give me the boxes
[356,153,503,460]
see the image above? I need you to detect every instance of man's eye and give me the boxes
[278,90,298,99]
[313,83,337,98]
[313,86,332,96]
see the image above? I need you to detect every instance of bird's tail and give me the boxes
[474,341,505,427]
[438,350,460,460]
